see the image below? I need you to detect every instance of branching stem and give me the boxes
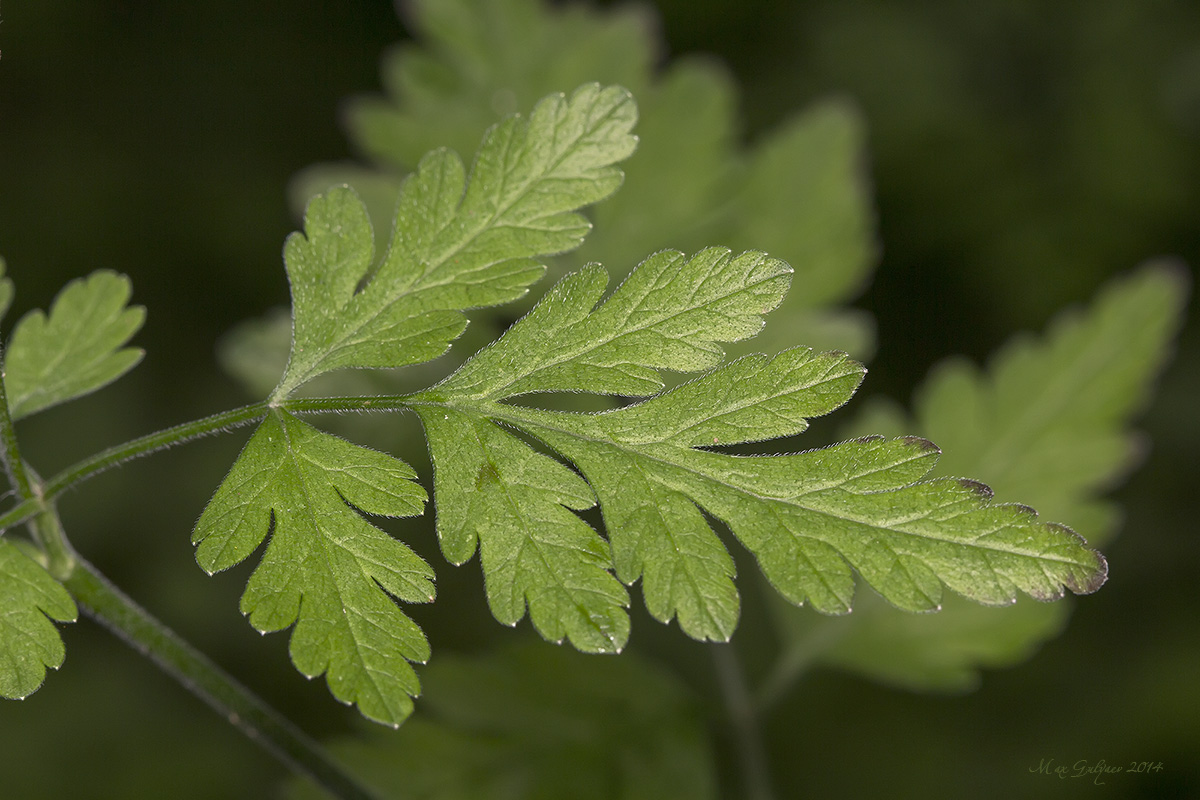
[0,348,78,579]
[0,395,437,532]
[0,387,382,798]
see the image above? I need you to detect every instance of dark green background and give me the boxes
[1,1,1197,797]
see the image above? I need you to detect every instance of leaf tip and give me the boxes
[1068,541,1109,596]
[957,478,994,500]
[900,435,940,454]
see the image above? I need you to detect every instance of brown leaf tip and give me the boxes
[957,478,994,500]
[899,435,941,454]
[1067,550,1109,595]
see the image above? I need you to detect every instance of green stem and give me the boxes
[41,400,272,499]
[0,353,78,578]
[27,505,77,581]
[0,353,36,501]
[63,557,379,800]
[0,381,378,797]
[711,643,776,800]
[0,401,267,531]
[0,395,430,532]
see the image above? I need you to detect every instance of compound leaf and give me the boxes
[0,539,78,700]
[273,83,637,398]
[413,250,1106,645]
[193,409,433,726]
[4,270,145,420]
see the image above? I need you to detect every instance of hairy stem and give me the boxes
[63,556,379,800]
[0,394,435,531]
[0,356,78,578]
[42,401,272,498]
[0,364,35,500]
[711,643,776,800]
[0,401,268,531]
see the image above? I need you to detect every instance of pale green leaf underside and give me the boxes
[417,406,629,653]
[428,248,794,400]
[413,248,815,643]
[273,82,637,398]
[193,410,433,726]
[4,270,145,420]
[803,262,1186,690]
[529,424,1105,613]
[0,539,78,700]
[414,252,1106,645]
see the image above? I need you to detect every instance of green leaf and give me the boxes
[774,262,1188,692]
[413,251,1105,646]
[4,270,145,420]
[413,248,795,642]
[193,409,434,726]
[0,539,78,700]
[415,407,628,653]
[290,0,876,361]
[876,261,1190,540]
[273,82,637,398]
[285,642,717,800]
[427,248,793,400]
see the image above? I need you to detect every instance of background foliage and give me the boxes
[1,1,1197,797]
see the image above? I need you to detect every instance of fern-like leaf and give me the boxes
[197,84,637,723]
[772,262,1187,691]
[273,82,637,398]
[412,249,1106,644]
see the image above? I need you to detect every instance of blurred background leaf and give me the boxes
[1,1,1196,798]
[286,641,716,800]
